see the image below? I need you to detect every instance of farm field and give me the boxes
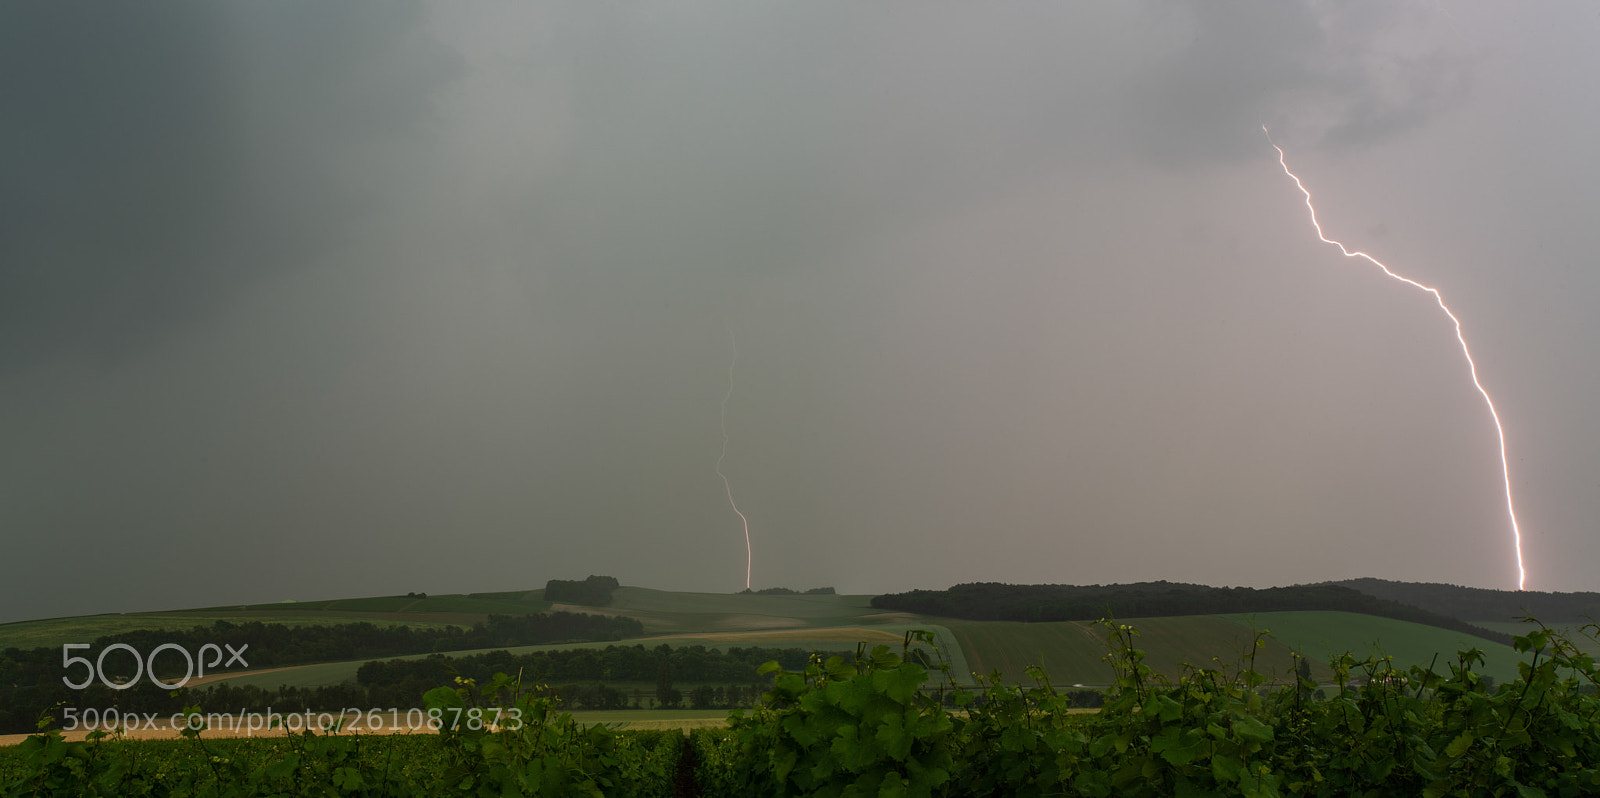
[0,590,553,652]
[0,613,466,652]
[5,587,1541,695]
[1471,619,1600,658]
[205,622,967,691]
[588,587,898,635]
[1222,610,1525,684]
[945,614,1333,686]
[180,588,962,690]
[194,590,550,615]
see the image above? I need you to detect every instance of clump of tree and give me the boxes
[545,575,621,606]
[656,659,682,709]
[804,587,836,595]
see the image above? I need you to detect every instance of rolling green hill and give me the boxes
[198,584,972,691]
[1471,620,1600,659]
[1331,578,1600,624]
[2,584,1543,697]
[945,615,1333,687]
[0,591,553,651]
[944,611,1525,686]
[0,613,468,652]
[210,627,967,692]
[1225,611,1524,684]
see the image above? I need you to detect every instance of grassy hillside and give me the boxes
[946,615,1332,687]
[1226,611,1525,684]
[6,585,1540,698]
[1331,578,1600,624]
[1471,620,1600,659]
[593,588,890,634]
[0,592,552,651]
[943,611,1532,686]
[200,584,972,693]
[0,613,469,652]
[198,591,551,616]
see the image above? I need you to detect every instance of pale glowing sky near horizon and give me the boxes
[3,2,1598,622]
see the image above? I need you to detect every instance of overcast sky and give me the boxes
[4,2,1598,623]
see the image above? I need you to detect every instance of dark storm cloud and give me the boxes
[1127,1,1472,165]
[0,2,454,371]
[1,2,1595,622]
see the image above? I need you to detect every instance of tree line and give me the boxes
[1331,577,1600,623]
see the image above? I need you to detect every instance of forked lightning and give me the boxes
[1264,126,1527,590]
[715,330,753,590]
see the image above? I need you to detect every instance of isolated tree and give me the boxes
[689,685,716,709]
[656,660,681,709]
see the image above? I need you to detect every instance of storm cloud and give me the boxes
[3,2,1596,622]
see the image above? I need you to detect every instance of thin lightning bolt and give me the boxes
[1264,125,1527,591]
[715,330,753,590]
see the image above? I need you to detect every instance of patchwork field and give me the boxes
[4,587,1536,700]
[205,623,970,691]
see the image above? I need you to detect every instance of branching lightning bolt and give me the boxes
[1264,126,1526,591]
[715,330,753,590]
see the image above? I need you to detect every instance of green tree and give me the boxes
[656,659,681,709]
[689,685,717,709]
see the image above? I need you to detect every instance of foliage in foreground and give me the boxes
[693,621,1600,797]
[7,619,1600,796]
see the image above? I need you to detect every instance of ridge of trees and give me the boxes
[871,581,1512,646]
[1328,577,1600,623]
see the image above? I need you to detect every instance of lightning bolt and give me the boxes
[715,330,753,590]
[1264,126,1526,591]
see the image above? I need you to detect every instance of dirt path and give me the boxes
[175,664,303,688]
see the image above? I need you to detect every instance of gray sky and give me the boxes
[4,1,1598,623]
